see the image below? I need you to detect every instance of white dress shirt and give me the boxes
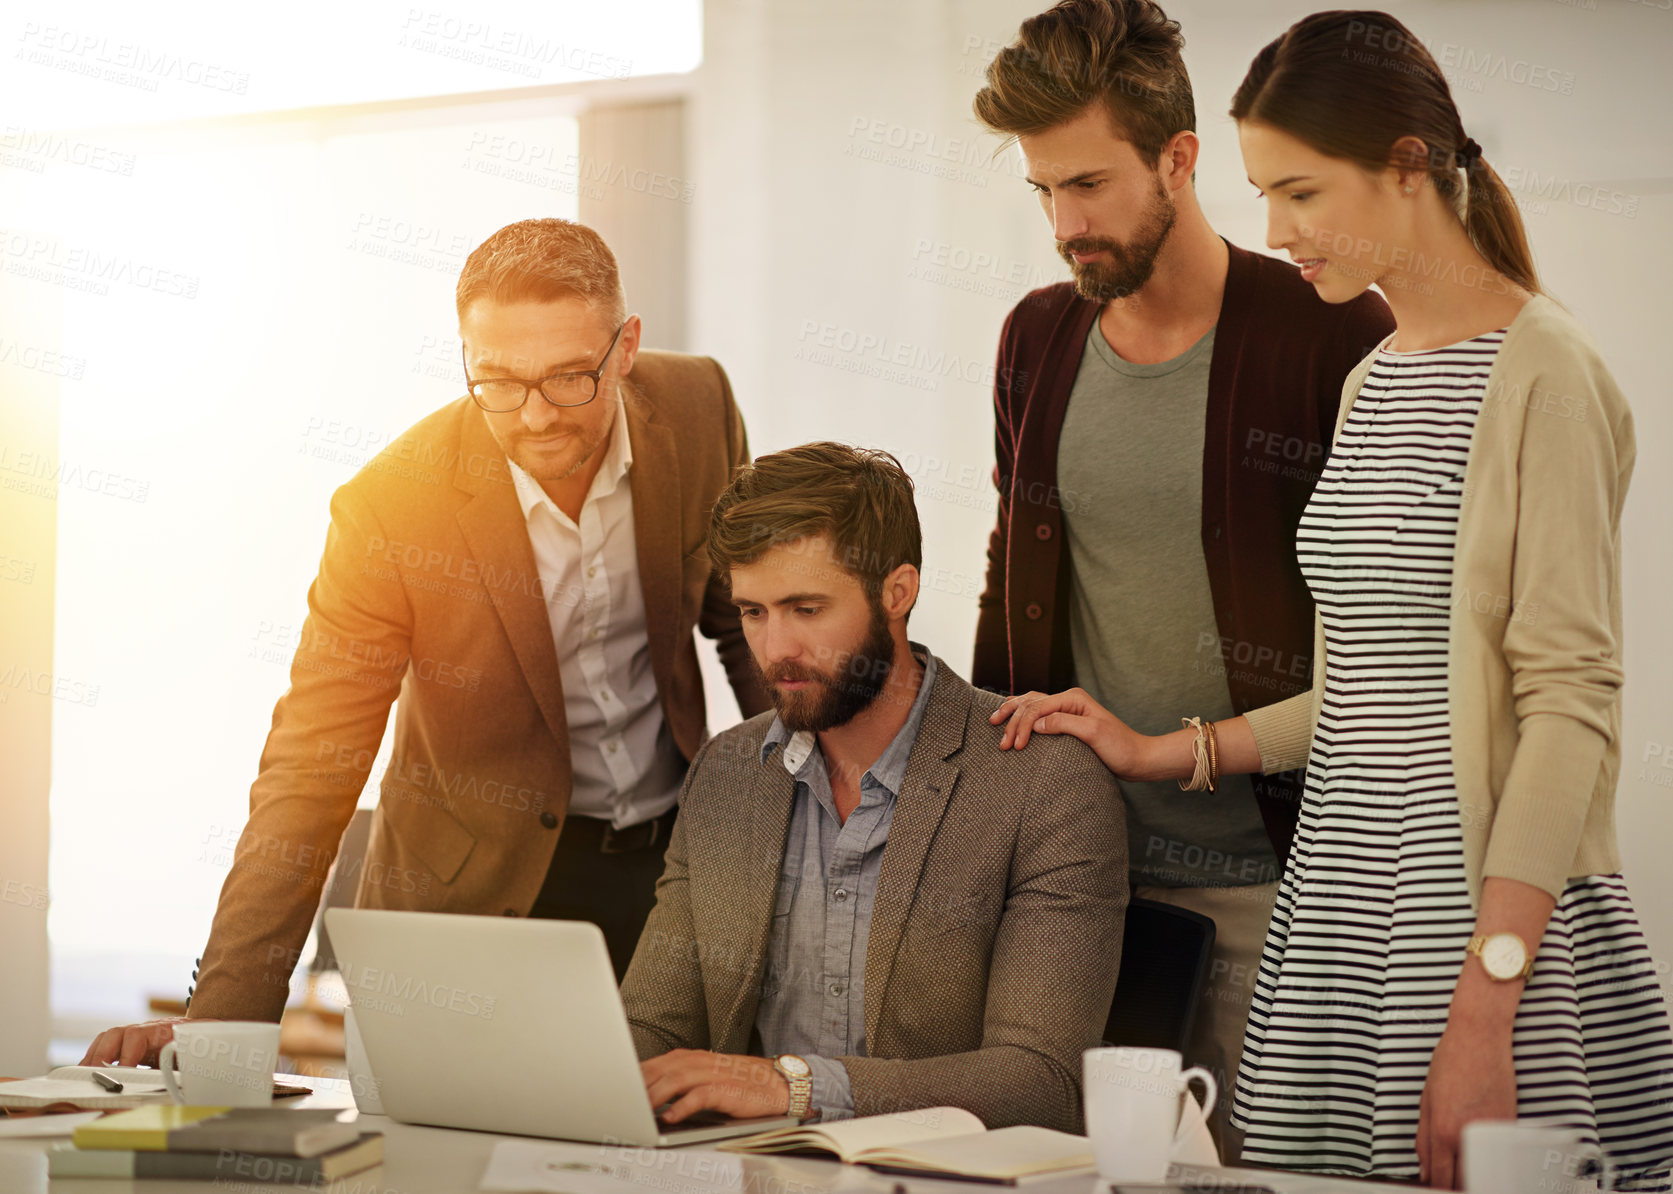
[506,397,686,828]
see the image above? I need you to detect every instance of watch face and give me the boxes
[777,1055,812,1078]
[1483,933,1527,979]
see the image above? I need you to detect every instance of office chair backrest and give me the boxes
[1101,897,1217,1056]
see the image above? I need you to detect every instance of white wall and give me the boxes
[688,0,1673,984]
[0,285,58,1076]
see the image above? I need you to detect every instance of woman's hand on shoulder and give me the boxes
[989,687,1144,777]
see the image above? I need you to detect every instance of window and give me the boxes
[6,0,702,1060]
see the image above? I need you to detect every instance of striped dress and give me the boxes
[1230,328,1673,1188]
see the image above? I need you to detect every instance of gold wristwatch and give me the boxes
[1467,932,1535,981]
[773,1053,813,1120]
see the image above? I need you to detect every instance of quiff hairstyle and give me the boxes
[707,442,923,611]
[972,0,1194,164]
[455,218,628,325]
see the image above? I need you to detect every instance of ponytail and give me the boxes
[1458,155,1541,296]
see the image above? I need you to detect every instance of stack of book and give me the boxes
[46,1105,383,1183]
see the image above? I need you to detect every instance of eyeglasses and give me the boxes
[462,320,629,412]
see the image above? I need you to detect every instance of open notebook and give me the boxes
[718,1107,1095,1184]
[0,1066,307,1111]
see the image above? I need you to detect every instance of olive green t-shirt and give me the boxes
[1057,320,1279,888]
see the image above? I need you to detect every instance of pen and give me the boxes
[90,1071,123,1093]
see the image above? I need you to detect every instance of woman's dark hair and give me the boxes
[1231,10,1539,295]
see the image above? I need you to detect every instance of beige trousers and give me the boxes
[1131,878,1280,1166]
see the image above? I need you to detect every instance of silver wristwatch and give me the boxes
[772,1053,813,1120]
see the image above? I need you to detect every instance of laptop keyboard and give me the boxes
[655,1109,735,1130]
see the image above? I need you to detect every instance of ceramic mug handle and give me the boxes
[1181,1064,1218,1120]
[157,1040,186,1104]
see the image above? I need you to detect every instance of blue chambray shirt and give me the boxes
[752,646,938,1121]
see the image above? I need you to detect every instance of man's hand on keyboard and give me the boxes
[641,1049,789,1124]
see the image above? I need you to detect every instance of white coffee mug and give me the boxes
[1083,1046,1218,1183]
[1463,1121,1614,1193]
[341,1007,385,1115]
[158,1021,280,1107]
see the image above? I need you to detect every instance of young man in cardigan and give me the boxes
[971,0,1394,1158]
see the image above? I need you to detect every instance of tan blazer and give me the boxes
[190,353,769,1022]
[621,659,1128,1132]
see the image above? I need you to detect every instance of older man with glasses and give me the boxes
[83,218,769,1067]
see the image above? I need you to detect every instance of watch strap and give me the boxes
[786,1074,812,1119]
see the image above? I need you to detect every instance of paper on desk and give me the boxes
[0,1078,170,1110]
[481,1139,745,1194]
[1170,1089,1221,1167]
[0,1111,104,1137]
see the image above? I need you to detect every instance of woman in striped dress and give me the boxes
[992,10,1673,1190]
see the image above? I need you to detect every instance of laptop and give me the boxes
[323,908,798,1146]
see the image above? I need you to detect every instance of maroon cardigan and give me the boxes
[972,240,1396,864]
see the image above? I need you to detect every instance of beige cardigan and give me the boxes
[1243,294,1634,906]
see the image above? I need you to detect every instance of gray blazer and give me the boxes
[620,656,1127,1131]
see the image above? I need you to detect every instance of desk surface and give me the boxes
[0,1077,1403,1194]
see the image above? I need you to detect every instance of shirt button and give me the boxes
[607,742,619,753]
[1035,522,1052,541]
[834,889,848,902]
[587,566,597,578]
[1024,602,1044,621]
[829,983,844,997]
[540,811,558,829]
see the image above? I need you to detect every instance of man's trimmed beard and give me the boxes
[756,599,897,733]
[506,420,612,482]
[486,382,620,484]
[1057,171,1177,303]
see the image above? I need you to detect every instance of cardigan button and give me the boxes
[540,811,559,829]
[1034,522,1053,541]
[1024,602,1044,621]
